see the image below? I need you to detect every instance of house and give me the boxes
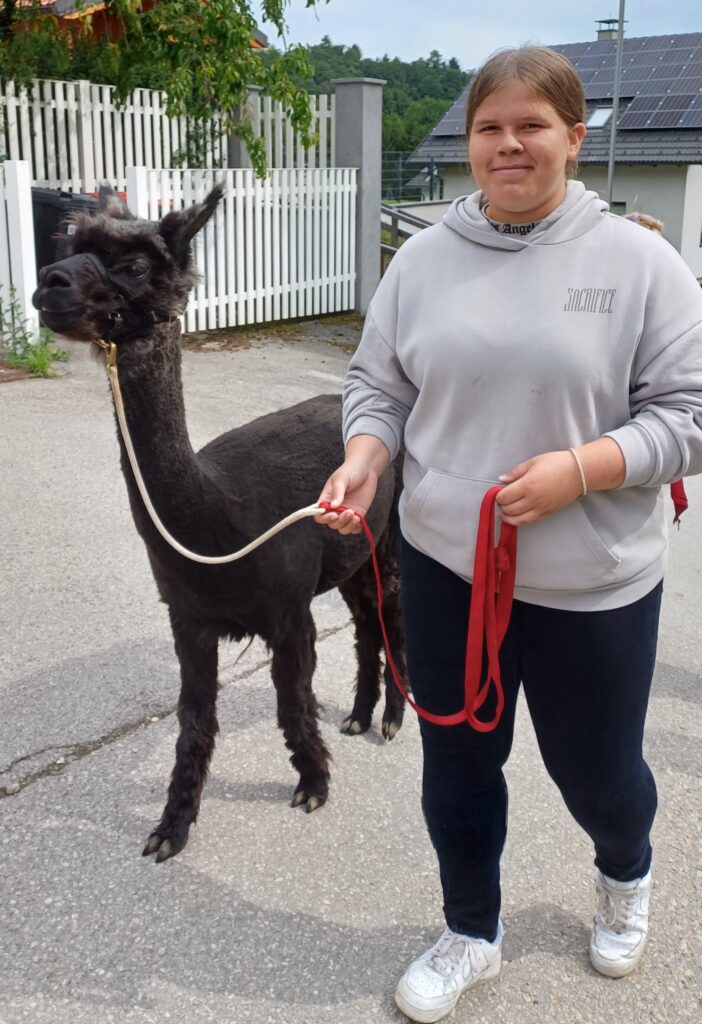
[16,1,268,47]
[407,26,702,278]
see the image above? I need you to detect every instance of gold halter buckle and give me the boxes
[94,337,117,369]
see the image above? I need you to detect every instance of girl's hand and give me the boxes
[496,450,584,525]
[314,460,379,535]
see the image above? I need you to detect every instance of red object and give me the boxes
[322,477,690,729]
[319,486,517,733]
[671,480,688,524]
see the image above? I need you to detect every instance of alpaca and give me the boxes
[32,185,407,862]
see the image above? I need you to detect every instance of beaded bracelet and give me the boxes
[569,447,588,498]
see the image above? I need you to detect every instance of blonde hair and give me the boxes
[465,46,586,179]
[626,211,664,235]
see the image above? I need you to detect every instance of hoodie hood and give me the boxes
[443,179,609,250]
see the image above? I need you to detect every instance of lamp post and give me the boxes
[607,0,627,206]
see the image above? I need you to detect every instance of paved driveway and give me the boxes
[1,319,700,1024]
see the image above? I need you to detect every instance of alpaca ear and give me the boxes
[98,183,135,220]
[159,184,224,264]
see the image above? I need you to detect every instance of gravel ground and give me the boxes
[1,317,700,1024]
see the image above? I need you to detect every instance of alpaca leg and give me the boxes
[143,612,219,862]
[271,612,331,813]
[379,577,407,740]
[338,561,406,739]
[339,573,382,736]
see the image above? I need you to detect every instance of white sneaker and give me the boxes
[590,869,651,978]
[394,921,503,1023]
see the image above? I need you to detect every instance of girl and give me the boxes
[316,46,702,1024]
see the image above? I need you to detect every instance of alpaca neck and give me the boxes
[113,326,194,475]
[110,326,217,541]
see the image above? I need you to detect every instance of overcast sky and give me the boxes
[263,1,701,68]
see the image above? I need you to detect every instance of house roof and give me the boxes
[18,1,269,45]
[17,0,102,12]
[410,31,702,167]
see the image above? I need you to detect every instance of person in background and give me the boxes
[316,45,702,1024]
[625,211,664,235]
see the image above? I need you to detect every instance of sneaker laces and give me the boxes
[596,881,640,934]
[427,930,469,978]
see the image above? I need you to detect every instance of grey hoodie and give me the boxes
[343,181,702,610]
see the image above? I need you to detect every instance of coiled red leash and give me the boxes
[320,485,517,733]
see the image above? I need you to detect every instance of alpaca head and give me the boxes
[32,184,223,343]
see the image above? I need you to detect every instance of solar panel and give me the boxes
[550,32,702,132]
[432,87,469,135]
[680,104,702,129]
[615,112,651,129]
[648,110,692,129]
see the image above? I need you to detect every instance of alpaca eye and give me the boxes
[128,261,148,278]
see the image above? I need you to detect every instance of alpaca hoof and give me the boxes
[155,839,175,863]
[291,784,328,812]
[340,715,368,735]
[143,834,163,856]
[142,827,187,862]
[382,719,401,740]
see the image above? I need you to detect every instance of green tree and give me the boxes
[273,37,472,153]
[0,0,333,177]
[383,97,455,151]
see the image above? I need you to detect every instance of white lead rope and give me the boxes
[96,339,326,565]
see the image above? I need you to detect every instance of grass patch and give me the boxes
[0,288,68,378]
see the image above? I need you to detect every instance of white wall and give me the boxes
[439,164,473,200]
[681,165,702,280]
[578,164,688,251]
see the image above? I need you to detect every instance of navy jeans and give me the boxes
[400,537,662,942]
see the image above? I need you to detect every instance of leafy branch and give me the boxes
[0,0,332,177]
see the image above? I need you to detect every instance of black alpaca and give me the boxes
[33,185,407,861]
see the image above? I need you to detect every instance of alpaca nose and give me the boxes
[39,264,74,289]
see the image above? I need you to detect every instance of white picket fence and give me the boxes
[0,79,336,195]
[127,166,357,331]
[254,93,335,172]
[0,161,357,338]
[0,161,38,337]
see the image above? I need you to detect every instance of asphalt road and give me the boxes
[1,318,700,1024]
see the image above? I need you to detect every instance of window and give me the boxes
[586,107,614,128]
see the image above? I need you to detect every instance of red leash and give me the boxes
[671,479,688,525]
[321,480,688,732]
[320,486,517,733]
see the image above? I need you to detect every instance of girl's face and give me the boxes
[468,81,586,223]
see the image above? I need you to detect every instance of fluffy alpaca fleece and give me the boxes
[32,186,407,861]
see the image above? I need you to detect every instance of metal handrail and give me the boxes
[381,204,432,230]
[380,204,431,271]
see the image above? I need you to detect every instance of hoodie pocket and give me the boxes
[515,500,621,591]
[402,468,621,592]
[401,469,503,577]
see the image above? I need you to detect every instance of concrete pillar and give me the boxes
[332,78,385,314]
[227,85,263,169]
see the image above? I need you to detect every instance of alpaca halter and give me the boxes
[94,336,518,733]
[94,338,332,563]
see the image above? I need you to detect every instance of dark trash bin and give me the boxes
[31,188,99,275]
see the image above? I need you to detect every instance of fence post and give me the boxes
[77,80,96,194]
[4,161,38,337]
[332,78,385,315]
[125,166,149,218]
[226,85,262,169]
